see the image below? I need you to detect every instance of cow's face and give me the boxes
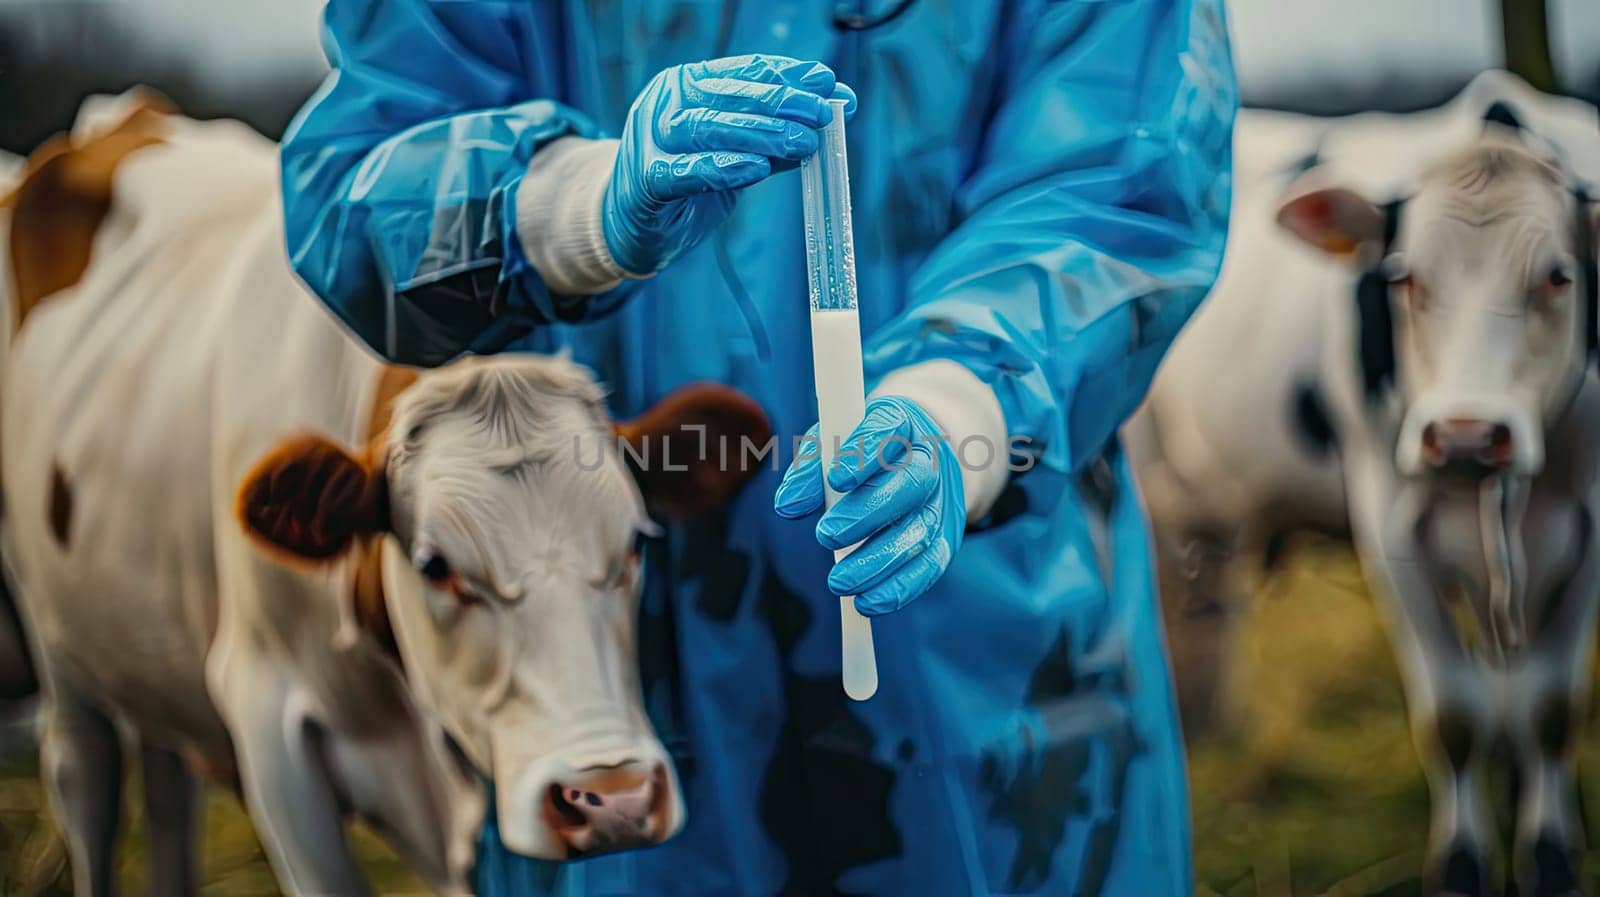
[1279,130,1599,481]
[236,357,769,861]
[381,360,678,861]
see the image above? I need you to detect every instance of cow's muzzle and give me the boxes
[491,726,684,860]
[1420,418,1514,476]
[1396,394,1542,479]
[544,762,672,855]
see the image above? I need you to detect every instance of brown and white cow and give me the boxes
[0,95,767,895]
[1131,77,1600,896]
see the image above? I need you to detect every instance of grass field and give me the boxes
[0,760,426,895]
[1,543,1596,895]
[1184,542,1600,897]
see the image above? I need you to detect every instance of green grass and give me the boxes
[1183,542,1600,897]
[0,753,425,895]
[2,544,1598,894]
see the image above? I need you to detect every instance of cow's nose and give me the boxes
[1420,417,1514,474]
[545,763,669,855]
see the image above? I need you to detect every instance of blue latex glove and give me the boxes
[602,54,856,276]
[774,397,965,616]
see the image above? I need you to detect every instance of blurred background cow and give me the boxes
[0,1,1596,895]
[1131,74,1600,896]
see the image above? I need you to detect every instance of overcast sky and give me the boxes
[1229,0,1598,103]
[116,0,327,83]
[4,0,1598,106]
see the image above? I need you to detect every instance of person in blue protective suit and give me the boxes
[281,2,1236,894]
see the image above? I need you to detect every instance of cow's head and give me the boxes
[235,356,770,860]
[1278,126,1598,481]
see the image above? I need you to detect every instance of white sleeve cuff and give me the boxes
[515,136,632,296]
[871,359,1010,523]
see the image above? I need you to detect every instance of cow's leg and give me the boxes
[0,572,38,702]
[1411,665,1494,897]
[1156,530,1243,734]
[1507,538,1599,897]
[1397,600,1493,895]
[211,645,372,897]
[1359,538,1494,894]
[140,743,200,897]
[1508,671,1586,897]
[1350,471,1495,897]
[39,688,124,897]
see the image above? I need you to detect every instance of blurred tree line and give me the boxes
[0,1,322,154]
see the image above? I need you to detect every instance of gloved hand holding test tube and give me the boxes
[800,97,878,701]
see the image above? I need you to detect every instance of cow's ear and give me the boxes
[236,433,388,564]
[1276,182,1386,259]
[614,383,772,518]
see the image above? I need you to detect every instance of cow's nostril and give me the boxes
[548,783,587,828]
[1487,423,1513,464]
[1421,422,1445,466]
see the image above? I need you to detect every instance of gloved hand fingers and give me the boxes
[659,109,819,163]
[826,504,946,597]
[830,82,859,118]
[685,56,855,122]
[686,55,839,96]
[644,151,772,201]
[815,450,938,550]
[774,425,826,518]
[825,398,922,494]
[685,78,832,129]
[854,548,949,616]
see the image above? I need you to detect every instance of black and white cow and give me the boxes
[1132,76,1600,896]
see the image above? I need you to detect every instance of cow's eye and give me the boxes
[417,552,450,582]
[1537,264,1575,307]
[416,554,490,608]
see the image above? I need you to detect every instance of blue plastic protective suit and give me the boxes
[282,2,1236,895]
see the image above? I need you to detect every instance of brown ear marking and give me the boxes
[614,382,773,517]
[6,94,171,336]
[235,434,388,564]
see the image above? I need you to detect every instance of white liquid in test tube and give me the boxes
[801,97,878,701]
